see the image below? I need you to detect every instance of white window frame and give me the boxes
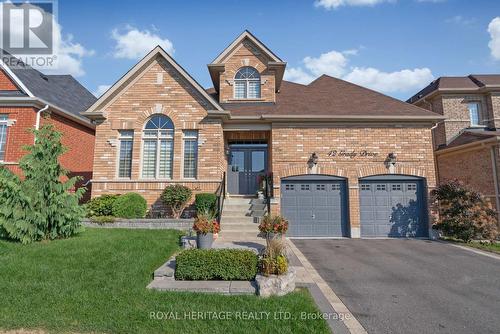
[468,102,483,127]
[182,130,198,179]
[117,130,134,178]
[233,67,261,99]
[140,115,175,180]
[0,115,8,162]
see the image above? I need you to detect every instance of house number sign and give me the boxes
[327,149,379,159]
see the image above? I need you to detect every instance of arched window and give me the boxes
[142,114,174,179]
[234,67,261,99]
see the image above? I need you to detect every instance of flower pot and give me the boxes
[267,232,284,240]
[197,232,214,249]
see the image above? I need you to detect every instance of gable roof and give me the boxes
[84,45,224,119]
[0,50,96,115]
[211,30,283,64]
[408,74,500,104]
[207,30,287,92]
[216,75,443,121]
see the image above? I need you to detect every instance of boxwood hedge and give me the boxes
[175,249,258,281]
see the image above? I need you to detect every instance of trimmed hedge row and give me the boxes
[86,193,147,219]
[175,249,258,281]
[195,193,217,214]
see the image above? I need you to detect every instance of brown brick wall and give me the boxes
[416,93,496,149]
[269,124,437,229]
[0,106,95,201]
[92,58,225,210]
[436,145,500,212]
[218,40,275,103]
[0,69,19,90]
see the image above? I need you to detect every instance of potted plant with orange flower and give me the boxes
[193,210,220,249]
[258,215,289,245]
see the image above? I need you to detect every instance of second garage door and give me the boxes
[359,175,428,238]
[281,175,349,237]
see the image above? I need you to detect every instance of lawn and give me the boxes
[0,229,330,334]
[462,241,500,254]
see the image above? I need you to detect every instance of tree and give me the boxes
[431,180,498,242]
[0,124,85,244]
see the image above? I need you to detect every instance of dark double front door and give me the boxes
[227,145,267,195]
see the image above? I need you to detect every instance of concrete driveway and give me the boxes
[293,239,500,334]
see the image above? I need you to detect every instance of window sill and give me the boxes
[227,98,266,102]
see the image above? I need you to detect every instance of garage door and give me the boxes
[359,175,428,238]
[281,175,349,237]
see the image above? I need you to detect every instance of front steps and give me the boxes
[216,196,266,244]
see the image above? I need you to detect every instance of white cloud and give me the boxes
[445,15,475,26]
[314,0,393,10]
[284,67,316,84]
[0,2,94,77]
[304,50,349,77]
[94,84,111,97]
[111,26,174,59]
[343,67,434,93]
[488,17,500,60]
[284,49,434,94]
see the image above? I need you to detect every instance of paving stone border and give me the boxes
[82,218,193,230]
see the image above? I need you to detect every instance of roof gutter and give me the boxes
[0,96,95,130]
[434,136,500,156]
[410,86,500,105]
[259,114,445,122]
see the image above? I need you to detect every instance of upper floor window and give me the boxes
[234,67,261,99]
[0,115,8,161]
[142,114,174,179]
[468,102,482,126]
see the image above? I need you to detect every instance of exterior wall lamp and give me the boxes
[385,152,397,173]
[307,152,319,173]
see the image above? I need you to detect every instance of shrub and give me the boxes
[86,194,120,217]
[175,249,258,280]
[161,185,192,218]
[195,193,217,214]
[193,211,220,234]
[89,216,116,224]
[0,125,84,244]
[431,180,498,242]
[112,193,147,219]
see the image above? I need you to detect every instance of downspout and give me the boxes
[34,104,49,143]
[490,144,500,222]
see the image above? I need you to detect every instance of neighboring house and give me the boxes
[0,51,97,201]
[408,75,500,220]
[84,31,442,238]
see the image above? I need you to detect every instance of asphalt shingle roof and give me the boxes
[407,74,500,104]
[212,75,440,118]
[1,50,96,115]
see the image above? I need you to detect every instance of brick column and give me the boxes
[348,181,360,238]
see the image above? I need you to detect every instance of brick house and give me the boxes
[408,75,500,221]
[0,52,96,201]
[84,31,442,238]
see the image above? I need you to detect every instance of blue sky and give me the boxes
[25,0,500,100]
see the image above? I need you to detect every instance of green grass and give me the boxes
[441,237,500,254]
[0,229,330,334]
[462,241,500,254]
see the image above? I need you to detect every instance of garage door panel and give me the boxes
[360,179,427,238]
[282,179,348,237]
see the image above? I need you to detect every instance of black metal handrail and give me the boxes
[215,172,226,222]
[263,172,273,214]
